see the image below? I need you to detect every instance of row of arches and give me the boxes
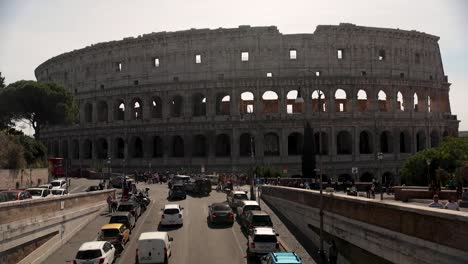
[82,89,442,123]
[49,129,447,160]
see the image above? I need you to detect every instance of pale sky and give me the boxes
[1,0,467,133]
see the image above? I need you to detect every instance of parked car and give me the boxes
[74,241,116,264]
[136,232,173,264]
[98,223,130,253]
[160,204,184,226]
[183,178,196,192]
[51,179,67,190]
[117,200,142,220]
[227,190,249,208]
[236,200,261,220]
[193,178,212,195]
[109,211,136,232]
[26,187,51,199]
[168,175,190,189]
[241,210,273,231]
[207,202,234,225]
[247,227,279,258]
[260,252,302,264]
[168,184,186,200]
[38,184,53,190]
[0,190,32,202]
[50,188,68,195]
[86,185,100,192]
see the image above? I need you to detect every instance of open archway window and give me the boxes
[153,136,163,157]
[130,136,143,158]
[286,90,303,114]
[416,130,426,151]
[430,130,440,148]
[215,134,231,157]
[378,90,388,112]
[414,93,419,112]
[262,91,279,113]
[356,90,368,112]
[114,138,125,159]
[171,95,183,118]
[97,101,108,122]
[96,138,108,159]
[115,100,125,121]
[288,132,303,156]
[132,99,143,120]
[193,134,207,157]
[83,139,92,159]
[240,133,255,157]
[311,90,326,112]
[240,91,254,114]
[151,97,162,118]
[334,89,347,112]
[380,131,393,153]
[192,93,207,117]
[172,136,184,157]
[84,102,93,123]
[314,132,328,155]
[399,131,411,153]
[337,131,352,155]
[216,93,230,115]
[72,140,79,159]
[397,91,404,111]
[359,131,373,154]
[264,132,280,156]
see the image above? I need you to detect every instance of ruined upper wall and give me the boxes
[35,23,446,92]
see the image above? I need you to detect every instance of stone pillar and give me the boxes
[280,128,288,161]
[254,87,262,117]
[108,99,113,123]
[206,89,215,117]
[107,136,113,159]
[230,88,239,116]
[124,97,132,121]
[353,126,358,161]
[92,100,98,123]
[303,87,311,116]
[255,129,264,159]
[143,134,152,158]
[278,87,287,116]
[184,93,191,118]
[142,97,150,121]
[231,128,239,161]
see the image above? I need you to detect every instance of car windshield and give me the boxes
[117,204,133,211]
[244,205,261,212]
[76,249,102,259]
[164,208,179,214]
[252,216,272,226]
[253,235,277,243]
[212,204,231,211]
[51,190,63,195]
[0,192,17,202]
[101,229,120,237]
[110,216,127,223]
[51,182,61,187]
[173,186,184,191]
[28,190,43,196]
[234,194,248,200]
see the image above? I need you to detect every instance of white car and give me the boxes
[51,179,67,190]
[26,188,51,199]
[136,232,173,264]
[247,227,279,258]
[38,184,53,189]
[160,204,184,226]
[51,188,68,196]
[74,241,115,264]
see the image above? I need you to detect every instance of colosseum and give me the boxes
[35,23,459,182]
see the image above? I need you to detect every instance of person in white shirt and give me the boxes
[428,195,444,208]
[444,197,460,211]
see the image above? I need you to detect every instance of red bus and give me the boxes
[48,158,65,178]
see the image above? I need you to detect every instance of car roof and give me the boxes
[51,179,65,182]
[249,210,269,216]
[164,204,180,209]
[52,188,66,191]
[253,227,276,235]
[101,223,123,229]
[78,241,107,250]
[0,189,24,193]
[270,252,302,264]
[242,200,259,206]
[111,211,131,216]
[139,231,167,240]
[232,191,247,194]
[26,188,45,191]
[211,202,230,207]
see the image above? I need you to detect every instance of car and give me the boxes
[236,200,261,220]
[109,211,136,232]
[160,204,184,226]
[207,202,235,225]
[117,200,142,220]
[168,184,186,200]
[86,185,101,192]
[0,190,32,202]
[168,175,190,189]
[183,178,196,192]
[260,252,302,264]
[74,241,116,264]
[193,178,212,195]
[227,190,249,208]
[98,223,130,253]
[51,179,67,190]
[136,232,173,264]
[247,227,279,258]
[50,188,68,195]
[241,210,273,231]
[38,184,53,190]
[25,187,51,199]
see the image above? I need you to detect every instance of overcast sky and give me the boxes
[1,0,467,133]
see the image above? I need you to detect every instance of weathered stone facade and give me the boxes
[35,23,459,180]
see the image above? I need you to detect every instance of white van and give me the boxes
[136,232,173,264]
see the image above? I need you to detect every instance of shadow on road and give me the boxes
[157,223,183,231]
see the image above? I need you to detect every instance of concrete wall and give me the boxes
[261,186,468,264]
[0,169,49,189]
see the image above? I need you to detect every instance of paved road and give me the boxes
[68,178,102,194]
[44,183,275,264]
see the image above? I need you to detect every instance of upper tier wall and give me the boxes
[35,23,446,93]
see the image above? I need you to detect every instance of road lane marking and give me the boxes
[231,225,244,256]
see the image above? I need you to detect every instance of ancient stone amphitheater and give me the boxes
[35,23,459,181]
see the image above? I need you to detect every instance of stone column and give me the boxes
[278,87,287,116]
[206,89,215,117]
[107,99,113,123]
[107,136,113,159]
[230,88,239,116]
[92,100,98,124]
[231,128,239,161]
[142,97,150,121]
[280,128,288,161]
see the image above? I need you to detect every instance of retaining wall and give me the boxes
[0,169,49,190]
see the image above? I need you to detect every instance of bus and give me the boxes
[48,158,65,178]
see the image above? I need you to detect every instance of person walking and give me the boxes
[328,240,338,264]
[444,197,460,211]
[106,194,113,214]
[428,194,444,208]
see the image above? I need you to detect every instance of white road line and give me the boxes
[231,225,244,256]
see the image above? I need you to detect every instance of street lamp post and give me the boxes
[377,152,383,200]
[107,158,111,180]
[250,134,256,201]
[426,159,431,185]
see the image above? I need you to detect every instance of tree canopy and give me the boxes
[0,80,78,137]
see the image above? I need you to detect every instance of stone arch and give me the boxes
[359,130,373,154]
[262,91,279,113]
[356,89,368,112]
[72,139,79,159]
[130,136,143,158]
[380,131,393,153]
[151,96,162,118]
[53,141,59,157]
[216,93,230,115]
[442,130,449,138]
[240,133,254,157]
[240,91,255,114]
[288,132,303,156]
[311,90,327,112]
[172,136,184,157]
[82,139,92,159]
[286,90,303,114]
[430,130,440,148]
[114,138,125,159]
[338,173,352,182]
[114,100,125,121]
[397,91,404,111]
[193,134,207,157]
[414,92,419,112]
[152,136,163,157]
[334,89,348,112]
[131,98,143,120]
[61,140,69,158]
[192,93,207,117]
[96,138,108,159]
[314,131,329,155]
[171,95,183,118]
[399,131,411,153]
[337,131,352,155]
[215,134,231,157]
[416,130,426,151]
[84,102,93,123]
[382,171,394,186]
[360,171,374,182]
[97,101,108,122]
[378,90,388,112]
[264,132,280,156]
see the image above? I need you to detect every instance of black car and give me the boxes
[208,203,234,225]
[117,200,142,220]
[109,211,136,232]
[241,210,273,231]
[193,179,212,195]
[86,185,100,192]
[168,184,186,200]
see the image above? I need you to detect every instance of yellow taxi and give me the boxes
[98,223,130,245]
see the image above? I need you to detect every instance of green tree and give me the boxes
[0,72,5,89]
[0,131,27,169]
[301,122,316,178]
[0,80,78,137]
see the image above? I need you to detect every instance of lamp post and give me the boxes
[250,134,256,201]
[317,89,325,260]
[377,152,383,200]
[426,159,431,185]
[107,158,111,180]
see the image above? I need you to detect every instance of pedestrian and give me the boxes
[444,197,460,211]
[106,194,113,213]
[428,194,444,208]
[370,183,375,199]
[111,197,118,213]
[328,240,338,264]
[456,181,463,201]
